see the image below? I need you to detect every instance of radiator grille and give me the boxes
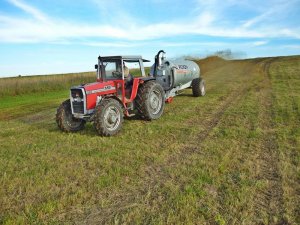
[72,101,84,114]
[71,88,85,114]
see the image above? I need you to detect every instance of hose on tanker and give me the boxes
[154,50,165,77]
[165,67,176,91]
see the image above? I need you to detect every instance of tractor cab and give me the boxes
[95,56,150,81]
[94,56,152,100]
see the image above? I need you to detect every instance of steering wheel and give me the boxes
[112,71,122,78]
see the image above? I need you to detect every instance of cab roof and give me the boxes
[98,55,151,62]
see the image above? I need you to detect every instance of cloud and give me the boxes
[242,1,297,28]
[81,40,228,48]
[0,0,299,44]
[283,44,300,49]
[253,41,268,46]
[6,0,49,22]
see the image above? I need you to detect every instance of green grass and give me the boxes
[0,72,95,97]
[0,91,68,120]
[268,56,300,223]
[0,56,299,224]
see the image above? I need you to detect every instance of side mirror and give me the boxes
[95,64,98,70]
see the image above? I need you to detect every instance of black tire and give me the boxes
[56,99,86,132]
[94,98,124,136]
[135,81,165,120]
[192,78,206,97]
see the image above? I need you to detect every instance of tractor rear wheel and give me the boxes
[136,81,165,120]
[56,99,86,132]
[94,98,124,136]
[192,78,206,97]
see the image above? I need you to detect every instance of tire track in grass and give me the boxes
[82,88,249,224]
[164,59,263,165]
[166,81,256,165]
[253,58,287,224]
[140,84,256,225]
[82,61,260,224]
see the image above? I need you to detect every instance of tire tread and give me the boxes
[135,81,165,120]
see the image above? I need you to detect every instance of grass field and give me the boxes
[0,56,299,224]
[0,72,96,97]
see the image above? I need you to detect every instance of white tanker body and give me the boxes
[150,50,205,98]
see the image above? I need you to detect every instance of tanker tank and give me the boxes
[150,58,200,89]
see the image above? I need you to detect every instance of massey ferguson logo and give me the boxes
[104,85,113,90]
[178,65,188,70]
[74,97,82,102]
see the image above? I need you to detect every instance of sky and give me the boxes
[0,0,300,77]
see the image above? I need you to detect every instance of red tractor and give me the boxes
[56,50,205,136]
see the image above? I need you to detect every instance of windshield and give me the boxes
[101,60,122,79]
[104,61,122,79]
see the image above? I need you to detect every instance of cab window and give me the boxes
[103,60,122,79]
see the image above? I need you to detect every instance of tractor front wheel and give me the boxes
[94,98,124,136]
[56,99,86,132]
[192,78,206,97]
[136,81,165,120]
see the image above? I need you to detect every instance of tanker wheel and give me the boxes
[94,98,124,136]
[192,78,206,97]
[56,99,86,132]
[136,81,165,120]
